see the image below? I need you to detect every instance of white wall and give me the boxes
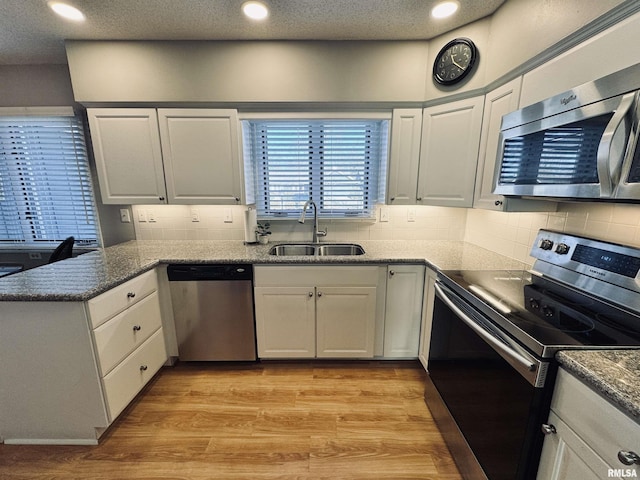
[131,204,467,242]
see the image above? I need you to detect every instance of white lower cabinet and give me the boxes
[254,266,378,359]
[537,369,640,479]
[383,264,425,358]
[0,270,167,444]
[418,267,437,369]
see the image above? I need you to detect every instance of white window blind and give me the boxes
[0,114,99,246]
[243,119,388,218]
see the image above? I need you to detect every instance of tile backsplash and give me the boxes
[131,202,640,267]
[464,202,640,266]
[131,204,467,243]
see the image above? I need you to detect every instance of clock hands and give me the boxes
[450,53,465,70]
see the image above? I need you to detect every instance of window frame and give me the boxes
[0,107,100,248]
[241,112,390,220]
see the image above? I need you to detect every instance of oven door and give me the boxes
[426,282,555,480]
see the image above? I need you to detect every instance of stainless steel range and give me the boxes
[425,229,640,480]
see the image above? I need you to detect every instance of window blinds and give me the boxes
[243,119,388,218]
[0,115,99,246]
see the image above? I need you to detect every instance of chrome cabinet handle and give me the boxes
[133,325,142,332]
[494,200,503,206]
[159,196,165,201]
[140,365,148,372]
[618,450,640,466]
[389,270,395,277]
[390,197,395,201]
[416,197,422,201]
[317,291,322,297]
[541,424,556,435]
[308,292,314,297]
[127,292,136,298]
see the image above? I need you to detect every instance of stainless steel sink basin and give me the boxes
[268,244,316,256]
[317,244,365,256]
[268,243,365,256]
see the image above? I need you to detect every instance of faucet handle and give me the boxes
[317,227,327,237]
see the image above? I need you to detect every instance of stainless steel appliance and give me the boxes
[493,62,640,201]
[426,229,640,479]
[167,264,257,361]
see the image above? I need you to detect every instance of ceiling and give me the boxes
[0,0,506,65]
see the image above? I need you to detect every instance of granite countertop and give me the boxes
[557,350,640,423]
[0,239,527,301]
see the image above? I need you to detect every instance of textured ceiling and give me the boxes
[0,0,506,65]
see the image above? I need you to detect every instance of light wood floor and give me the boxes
[0,361,462,480]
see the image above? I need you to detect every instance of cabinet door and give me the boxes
[387,108,423,205]
[87,108,167,204]
[254,286,316,358]
[316,287,376,358]
[537,412,609,480]
[418,269,437,370]
[472,79,556,212]
[383,265,425,358]
[417,96,484,207]
[157,109,242,204]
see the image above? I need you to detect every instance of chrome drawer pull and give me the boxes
[618,450,640,466]
[139,365,148,372]
[541,424,556,435]
[133,325,142,332]
[127,292,136,299]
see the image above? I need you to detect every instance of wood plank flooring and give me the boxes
[0,361,462,480]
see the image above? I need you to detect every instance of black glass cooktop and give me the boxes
[439,269,640,358]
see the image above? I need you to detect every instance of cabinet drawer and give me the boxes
[255,265,378,287]
[88,270,158,328]
[102,328,167,422]
[93,291,162,376]
[552,369,640,469]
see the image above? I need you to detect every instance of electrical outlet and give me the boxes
[28,252,42,260]
[137,209,147,222]
[119,208,131,223]
[148,210,156,223]
[224,208,233,223]
[191,209,200,222]
[379,207,389,223]
[408,208,416,222]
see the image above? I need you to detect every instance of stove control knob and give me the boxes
[542,305,555,318]
[540,239,554,250]
[529,298,540,310]
[555,243,570,255]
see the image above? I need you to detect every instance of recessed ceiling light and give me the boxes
[48,1,86,21]
[431,1,459,19]
[242,1,269,21]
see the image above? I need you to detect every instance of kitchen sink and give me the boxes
[268,243,365,256]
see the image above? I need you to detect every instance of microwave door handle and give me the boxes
[434,283,537,372]
[597,92,636,197]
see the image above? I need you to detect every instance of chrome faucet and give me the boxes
[298,200,327,243]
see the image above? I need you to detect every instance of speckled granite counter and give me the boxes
[557,350,640,423]
[0,239,527,301]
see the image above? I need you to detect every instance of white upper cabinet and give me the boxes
[157,109,242,204]
[417,96,484,207]
[88,108,167,205]
[473,78,556,212]
[87,108,242,205]
[387,108,423,205]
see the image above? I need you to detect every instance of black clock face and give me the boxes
[433,38,477,85]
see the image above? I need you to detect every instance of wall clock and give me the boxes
[433,37,478,86]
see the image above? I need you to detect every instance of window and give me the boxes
[0,112,99,247]
[243,116,389,219]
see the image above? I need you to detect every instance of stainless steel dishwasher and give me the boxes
[167,264,256,361]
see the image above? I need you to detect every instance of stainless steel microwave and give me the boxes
[493,63,640,202]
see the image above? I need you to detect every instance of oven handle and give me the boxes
[434,283,537,372]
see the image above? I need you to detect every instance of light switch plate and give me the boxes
[191,209,200,222]
[408,208,416,222]
[148,210,157,222]
[119,208,131,223]
[137,209,147,222]
[224,209,233,223]
[379,207,389,222]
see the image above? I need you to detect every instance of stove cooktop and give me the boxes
[438,268,640,359]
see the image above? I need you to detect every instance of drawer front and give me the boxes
[254,265,378,287]
[552,369,640,469]
[88,270,158,328]
[102,328,167,422]
[93,291,162,376]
